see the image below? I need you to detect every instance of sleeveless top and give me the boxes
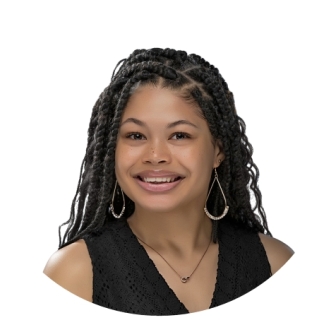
[83,219,271,315]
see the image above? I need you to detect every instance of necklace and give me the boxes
[136,234,212,283]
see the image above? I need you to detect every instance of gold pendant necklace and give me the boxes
[136,234,212,283]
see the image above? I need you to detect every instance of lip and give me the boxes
[133,170,185,193]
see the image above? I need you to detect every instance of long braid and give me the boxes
[59,48,271,248]
[59,93,103,246]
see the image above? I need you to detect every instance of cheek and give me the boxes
[114,143,139,176]
[177,142,214,167]
[172,147,213,187]
[114,143,139,200]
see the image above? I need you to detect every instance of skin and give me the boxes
[44,85,294,313]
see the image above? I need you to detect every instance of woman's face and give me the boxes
[115,85,223,214]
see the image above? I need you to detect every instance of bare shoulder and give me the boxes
[43,239,92,301]
[258,233,294,275]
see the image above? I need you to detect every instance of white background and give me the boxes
[1,1,319,319]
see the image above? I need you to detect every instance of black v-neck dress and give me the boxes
[83,219,271,315]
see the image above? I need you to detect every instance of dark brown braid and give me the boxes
[59,48,271,248]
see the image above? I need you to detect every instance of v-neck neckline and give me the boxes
[123,219,221,313]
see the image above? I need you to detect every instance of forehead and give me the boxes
[121,85,203,122]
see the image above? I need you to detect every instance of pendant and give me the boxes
[181,276,190,283]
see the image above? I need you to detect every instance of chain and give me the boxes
[136,233,212,283]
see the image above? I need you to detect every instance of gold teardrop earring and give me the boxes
[109,180,126,219]
[204,166,229,220]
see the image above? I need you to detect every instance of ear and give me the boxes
[213,139,225,168]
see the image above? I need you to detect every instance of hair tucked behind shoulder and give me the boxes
[58,48,271,248]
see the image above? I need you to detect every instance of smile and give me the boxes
[135,172,184,192]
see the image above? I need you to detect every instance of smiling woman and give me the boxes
[43,48,294,315]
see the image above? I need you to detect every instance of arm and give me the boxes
[43,239,93,302]
[258,233,294,275]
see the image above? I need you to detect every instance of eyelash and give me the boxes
[126,132,143,140]
[171,132,191,140]
[125,132,191,140]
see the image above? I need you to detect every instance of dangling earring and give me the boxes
[109,180,126,219]
[204,168,229,220]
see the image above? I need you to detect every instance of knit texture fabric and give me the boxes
[83,219,271,315]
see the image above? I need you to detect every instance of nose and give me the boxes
[142,139,172,165]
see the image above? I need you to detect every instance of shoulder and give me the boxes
[43,239,92,302]
[258,233,294,275]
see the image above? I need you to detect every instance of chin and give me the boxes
[133,195,206,219]
[133,200,182,215]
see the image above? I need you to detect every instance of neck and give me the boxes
[127,204,213,256]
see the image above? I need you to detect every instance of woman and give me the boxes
[44,48,294,315]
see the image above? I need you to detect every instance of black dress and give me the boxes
[83,219,271,315]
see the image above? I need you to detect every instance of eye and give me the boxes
[171,132,191,140]
[126,132,145,140]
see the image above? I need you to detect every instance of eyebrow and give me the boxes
[120,118,199,129]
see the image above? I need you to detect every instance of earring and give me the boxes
[109,180,126,219]
[204,168,229,220]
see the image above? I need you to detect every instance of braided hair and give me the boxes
[59,48,271,248]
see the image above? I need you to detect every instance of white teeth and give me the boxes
[143,177,177,183]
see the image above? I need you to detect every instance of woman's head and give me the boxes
[115,84,223,217]
[59,48,270,247]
